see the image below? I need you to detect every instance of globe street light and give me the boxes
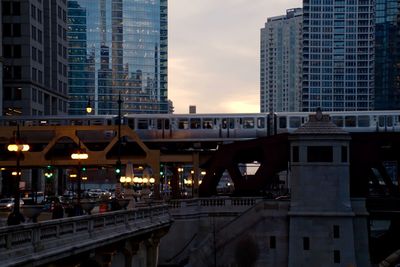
[7,124,30,225]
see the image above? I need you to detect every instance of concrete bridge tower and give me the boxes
[288,110,370,267]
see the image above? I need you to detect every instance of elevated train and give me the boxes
[0,111,399,140]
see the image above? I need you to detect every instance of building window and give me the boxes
[3,87,12,100]
[333,225,340,239]
[15,87,22,100]
[13,45,21,58]
[37,9,42,23]
[270,236,276,249]
[31,4,36,19]
[32,88,37,102]
[32,25,36,40]
[13,2,20,15]
[13,66,21,79]
[38,91,43,104]
[38,30,43,43]
[3,23,11,36]
[303,237,310,250]
[13,24,21,36]
[2,2,11,15]
[3,87,22,101]
[32,46,37,61]
[38,50,43,64]
[292,146,299,162]
[334,250,340,263]
[32,68,37,81]
[307,146,333,162]
[38,70,43,84]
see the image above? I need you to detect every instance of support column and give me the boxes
[170,166,180,199]
[149,153,160,200]
[145,236,161,267]
[192,152,200,197]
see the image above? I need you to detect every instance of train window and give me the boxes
[128,118,135,129]
[378,116,385,127]
[157,119,170,130]
[345,116,356,127]
[257,117,265,129]
[387,116,393,127]
[229,118,235,129]
[190,118,201,129]
[332,116,343,127]
[243,118,254,129]
[178,118,189,129]
[137,119,149,130]
[222,119,227,129]
[279,117,287,128]
[203,118,213,129]
[289,117,301,128]
[357,116,370,127]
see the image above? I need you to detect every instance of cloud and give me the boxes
[169,0,302,113]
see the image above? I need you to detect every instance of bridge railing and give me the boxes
[167,197,264,219]
[0,205,171,267]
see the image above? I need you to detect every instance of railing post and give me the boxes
[88,218,94,237]
[32,227,42,252]
[6,232,12,249]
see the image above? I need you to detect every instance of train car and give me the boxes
[1,111,400,141]
[125,113,271,140]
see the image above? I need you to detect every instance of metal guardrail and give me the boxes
[167,197,264,220]
[0,205,171,267]
[168,197,263,209]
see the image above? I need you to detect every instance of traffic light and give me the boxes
[44,165,53,179]
[115,160,122,179]
[82,167,87,172]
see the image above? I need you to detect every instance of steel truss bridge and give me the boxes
[1,115,400,263]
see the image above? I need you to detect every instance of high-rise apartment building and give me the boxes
[302,0,375,111]
[374,0,400,110]
[67,0,168,115]
[0,4,3,115]
[260,8,303,113]
[2,0,69,116]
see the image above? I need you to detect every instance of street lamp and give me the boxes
[178,167,184,197]
[71,147,88,213]
[86,92,123,182]
[7,124,30,225]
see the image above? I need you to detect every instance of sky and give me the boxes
[168,0,302,114]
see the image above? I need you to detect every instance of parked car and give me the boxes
[0,198,24,211]
[87,189,111,199]
[22,191,45,204]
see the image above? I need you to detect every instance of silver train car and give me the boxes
[0,111,399,140]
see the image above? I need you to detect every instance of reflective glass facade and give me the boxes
[302,0,374,111]
[67,0,167,115]
[374,0,400,110]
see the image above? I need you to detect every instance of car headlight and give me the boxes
[6,203,12,208]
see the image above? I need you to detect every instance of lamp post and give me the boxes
[86,92,123,182]
[178,167,184,198]
[7,124,30,225]
[71,147,88,211]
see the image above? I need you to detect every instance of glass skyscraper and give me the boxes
[67,0,168,115]
[302,0,374,111]
[374,0,400,110]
